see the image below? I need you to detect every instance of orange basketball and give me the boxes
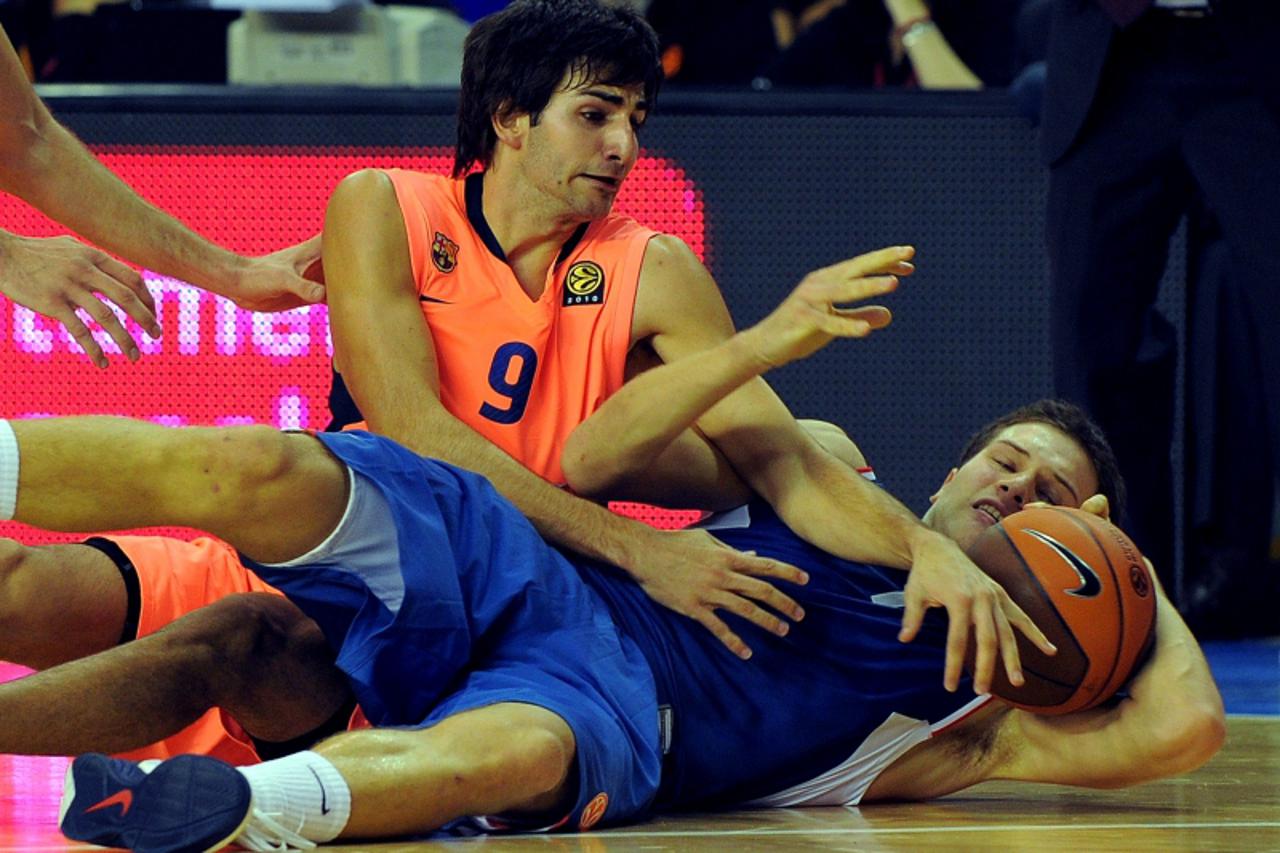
[966,506,1157,715]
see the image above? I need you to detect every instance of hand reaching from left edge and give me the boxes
[0,232,160,368]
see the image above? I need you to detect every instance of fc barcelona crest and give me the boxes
[431,231,459,274]
[563,260,605,306]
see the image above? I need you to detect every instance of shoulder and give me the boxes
[634,234,727,313]
[329,169,462,215]
[639,232,704,277]
[328,168,399,214]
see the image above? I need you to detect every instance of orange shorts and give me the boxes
[102,535,282,766]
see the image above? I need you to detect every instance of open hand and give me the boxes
[624,526,809,660]
[0,232,159,367]
[899,529,1056,694]
[743,245,913,369]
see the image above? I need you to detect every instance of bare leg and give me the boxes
[312,703,577,838]
[0,593,350,755]
[0,540,126,669]
[9,418,346,563]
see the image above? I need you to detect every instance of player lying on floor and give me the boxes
[0,296,1225,852]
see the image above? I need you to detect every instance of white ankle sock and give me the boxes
[0,420,18,521]
[236,751,351,844]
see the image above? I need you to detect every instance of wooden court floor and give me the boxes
[0,716,1273,852]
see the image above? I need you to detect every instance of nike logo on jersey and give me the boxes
[308,766,330,815]
[1023,529,1102,598]
[85,789,133,817]
[419,295,452,304]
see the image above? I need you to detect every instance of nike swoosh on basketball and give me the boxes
[1023,529,1102,598]
[308,766,330,815]
[84,789,133,817]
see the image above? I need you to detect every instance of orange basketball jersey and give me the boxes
[385,170,656,485]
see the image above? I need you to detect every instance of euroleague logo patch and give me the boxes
[579,792,609,830]
[563,261,605,306]
[431,231,459,274]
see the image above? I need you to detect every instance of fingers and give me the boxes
[67,280,145,362]
[1003,594,1056,657]
[808,273,900,307]
[96,256,157,315]
[690,545,809,659]
[969,596,998,695]
[93,259,161,339]
[1080,494,1111,519]
[824,245,916,281]
[287,273,326,305]
[833,306,893,333]
[723,547,809,586]
[942,608,968,693]
[696,610,753,661]
[994,599,1024,689]
[53,307,108,369]
[731,571,806,623]
[898,594,924,644]
[715,590,792,640]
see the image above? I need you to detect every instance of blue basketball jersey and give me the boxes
[579,500,987,810]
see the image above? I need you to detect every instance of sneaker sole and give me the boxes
[62,754,252,853]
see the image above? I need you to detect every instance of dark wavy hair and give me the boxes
[453,0,663,177]
[956,399,1127,523]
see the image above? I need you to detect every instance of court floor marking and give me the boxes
[593,820,1280,839]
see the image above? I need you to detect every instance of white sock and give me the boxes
[236,751,351,844]
[0,420,18,520]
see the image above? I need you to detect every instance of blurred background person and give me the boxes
[1041,0,1280,635]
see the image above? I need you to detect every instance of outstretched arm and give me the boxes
[562,249,894,499]
[0,31,323,334]
[571,238,1052,694]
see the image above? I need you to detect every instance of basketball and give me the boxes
[966,506,1157,715]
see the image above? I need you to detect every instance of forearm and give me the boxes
[372,392,644,565]
[563,333,769,494]
[886,0,981,89]
[751,432,934,569]
[3,104,248,293]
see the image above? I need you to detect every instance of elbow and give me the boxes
[1143,699,1227,779]
[560,431,624,499]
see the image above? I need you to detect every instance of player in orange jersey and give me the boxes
[320,0,1044,679]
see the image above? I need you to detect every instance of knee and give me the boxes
[0,538,29,581]
[169,425,301,518]
[0,539,33,606]
[168,593,297,699]
[504,721,576,800]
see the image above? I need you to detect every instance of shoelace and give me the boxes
[237,809,317,853]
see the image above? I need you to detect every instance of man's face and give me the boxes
[923,421,1100,552]
[511,75,648,221]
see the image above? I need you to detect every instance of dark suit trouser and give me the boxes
[1047,14,1280,590]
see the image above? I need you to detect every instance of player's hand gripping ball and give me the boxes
[966,506,1157,715]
